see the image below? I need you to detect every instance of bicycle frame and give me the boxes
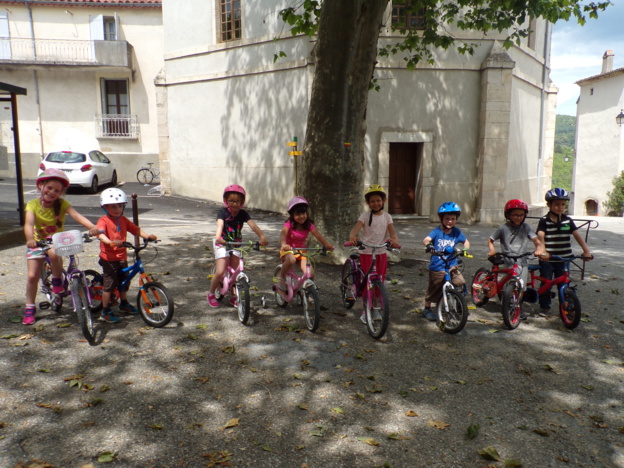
[215,242,252,297]
[526,256,576,299]
[275,248,324,303]
[346,242,387,300]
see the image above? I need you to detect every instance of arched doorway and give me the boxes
[585,199,598,216]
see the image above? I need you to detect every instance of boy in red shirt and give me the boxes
[97,188,157,323]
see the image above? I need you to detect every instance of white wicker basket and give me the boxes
[52,230,84,257]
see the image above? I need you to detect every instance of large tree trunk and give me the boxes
[300,0,388,248]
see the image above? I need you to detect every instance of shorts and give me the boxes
[213,239,242,261]
[425,267,464,304]
[280,248,303,260]
[99,258,129,292]
[26,246,46,260]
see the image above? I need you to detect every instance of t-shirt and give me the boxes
[357,211,393,255]
[284,220,315,249]
[97,215,140,261]
[25,198,71,242]
[427,226,467,272]
[217,207,251,242]
[490,222,536,266]
[537,213,578,258]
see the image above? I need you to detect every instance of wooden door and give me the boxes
[388,142,422,214]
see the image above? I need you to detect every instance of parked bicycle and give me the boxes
[38,230,99,344]
[471,252,533,330]
[340,240,400,340]
[88,239,174,328]
[269,247,326,333]
[427,244,472,334]
[208,241,260,325]
[136,162,160,185]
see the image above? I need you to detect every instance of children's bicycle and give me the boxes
[88,239,174,328]
[523,255,590,329]
[209,241,260,325]
[427,245,471,334]
[270,247,327,333]
[136,162,160,185]
[471,252,533,330]
[38,230,99,344]
[340,240,400,340]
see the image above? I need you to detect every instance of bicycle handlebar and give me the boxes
[37,231,97,249]
[343,240,401,253]
[216,240,261,252]
[546,254,594,262]
[288,246,328,257]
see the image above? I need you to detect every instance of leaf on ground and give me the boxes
[37,368,52,373]
[297,404,308,410]
[478,446,501,461]
[57,322,72,328]
[405,410,418,417]
[488,328,500,333]
[188,334,199,340]
[543,364,561,374]
[387,432,410,440]
[88,398,103,407]
[221,345,235,354]
[194,377,209,384]
[196,324,208,329]
[8,317,21,323]
[223,418,239,429]
[293,373,302,379]
[98,451,116,463]
[330,407,344,414]
[357,437,380,446]
[0,334,18,339]
[150,423,164,430]
[581,384,594,391]
[466,424,480,440]
[532,428,549,437]
[350,392,365,400]
[504,459,523,467]
[202,450,232,466]
[262,445,272,452]
[428,420,450,430]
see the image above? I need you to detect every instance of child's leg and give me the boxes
[425,270,445,307]
[26,258,44,305]
[209,258,227,293]
[538,261,554,309]
[48,250,63,277]
[280,252,296,280]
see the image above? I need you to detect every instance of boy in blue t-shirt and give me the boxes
[422,202,470,321]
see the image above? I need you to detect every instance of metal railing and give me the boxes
[95,114,139,139]
[0,38,93,63]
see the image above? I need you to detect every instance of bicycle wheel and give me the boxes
[236,277,251,324]
[303,284,321,332]
[501,280,522,330]
[364,280,390,340]
[137,281,174,327]
[71,277,95,344]
[85,269,103,313]
[273,265,287,308]
[471,268,492,306]
[136,168,153,185]
[436,288,468,334]
[340,259,357,309]
[40,263,63,313]
[559,287,582,329]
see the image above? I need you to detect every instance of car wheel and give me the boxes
[88,176,99,194]
[110,171,118,187]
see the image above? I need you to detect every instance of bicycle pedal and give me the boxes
[39,301,50,310]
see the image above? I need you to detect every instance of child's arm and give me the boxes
[311,229,334,251]
[422,235,432,247]
[24,211,37,249]
[66,206,99,236]
[349,221,364,245]
[139,229,158,241]
[98,232,123,248]
[214,219,225,245]
[247,220,268,246]
[487,237,496,256]
[531,236,545,257]
[387,224,400,248]
[572,230,593,260]
[461,238,470,250]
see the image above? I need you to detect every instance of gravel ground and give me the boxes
[1,211,623,468]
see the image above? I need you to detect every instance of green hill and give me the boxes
[552,115,575,191]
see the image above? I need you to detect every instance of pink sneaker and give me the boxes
[51,277,64,294]
[207,293,219,308]
[229,297,238,307]
[22,308,36,325]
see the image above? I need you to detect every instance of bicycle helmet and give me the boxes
[36,168,70,189]
[223,184,246,207]
[100,187,127,206]
[504,199,528,219]
[364,184,386,201]
[437,201,461,218]
[545,188,570,202]
[287,196,308,213]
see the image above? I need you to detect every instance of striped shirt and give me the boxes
[537,213,578,258]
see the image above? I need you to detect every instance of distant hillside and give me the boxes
[552,115,575,191]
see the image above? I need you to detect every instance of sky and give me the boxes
[550,2,624,116]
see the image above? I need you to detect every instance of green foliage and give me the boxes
[552,115,576,192]
[604,171,624,216]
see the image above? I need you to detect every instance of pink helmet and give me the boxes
[287,196,308,213]
[223,184,246,207]
[37,168,70,188]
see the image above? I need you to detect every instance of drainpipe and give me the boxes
[536,21,552,204]
[26,1,44,158]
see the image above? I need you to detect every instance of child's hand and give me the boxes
[348,236,358,246]
[148,234,158,241]
[582,250,593,261]
[488,250,496,257]
[215,238,224,246]
[111,240,124,248]
[281,244,292,252]
[259,236,269,247]
[325,244,335,251]
[88,227,100,237]
[27,239,37,249]
[389,240,400,249]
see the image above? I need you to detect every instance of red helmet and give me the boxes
[504,199,528,218]
[223,184,246,207]
[37,168,70,189]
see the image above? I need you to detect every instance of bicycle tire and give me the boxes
[136,168,153,185]
[303,284,321,332]
[436,288,468,334]
[364,280,390,340]
[236,277,251,324]
[71,277,95,344]
[85,269,104,313]
[340,259,357,309]
[471,267,492,306]
[559,287,582,329]
[137,281,174,327]
[40,263,63,313]
[501,280,522,330]
[273,266,288,308]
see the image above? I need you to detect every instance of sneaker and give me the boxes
[359,313,367,324]
[100,312,121,324]
[51,277,64,294]
[538,307,550,317]
[119,302,139,315]
[207,293,219,308]
[229,296,238,307]
[423,307,437,321]
[22,308,36,325]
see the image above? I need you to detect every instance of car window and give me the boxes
[46,152,86,163]
[97,151,111,164]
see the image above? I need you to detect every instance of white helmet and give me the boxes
[100,187,127,206]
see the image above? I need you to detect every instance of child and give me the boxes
[422,202,470,321]
[96,188,158,323]
[536,188,592,313]
[23,169,99,325]
[207,185,269,307]
[348,184,400,323]
[488,199,544,317]
[278,197,334,289]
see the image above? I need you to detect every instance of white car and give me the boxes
[38,150,117,194]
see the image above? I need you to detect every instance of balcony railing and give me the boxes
[0,38,130,67]
[95,114,139,139]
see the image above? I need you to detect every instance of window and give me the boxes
[104,17,117,41]
[90,14,118,41]
[97,79,139,138]
[391,1,426,30]
[219,0,241,42]
[527,17,537,51]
